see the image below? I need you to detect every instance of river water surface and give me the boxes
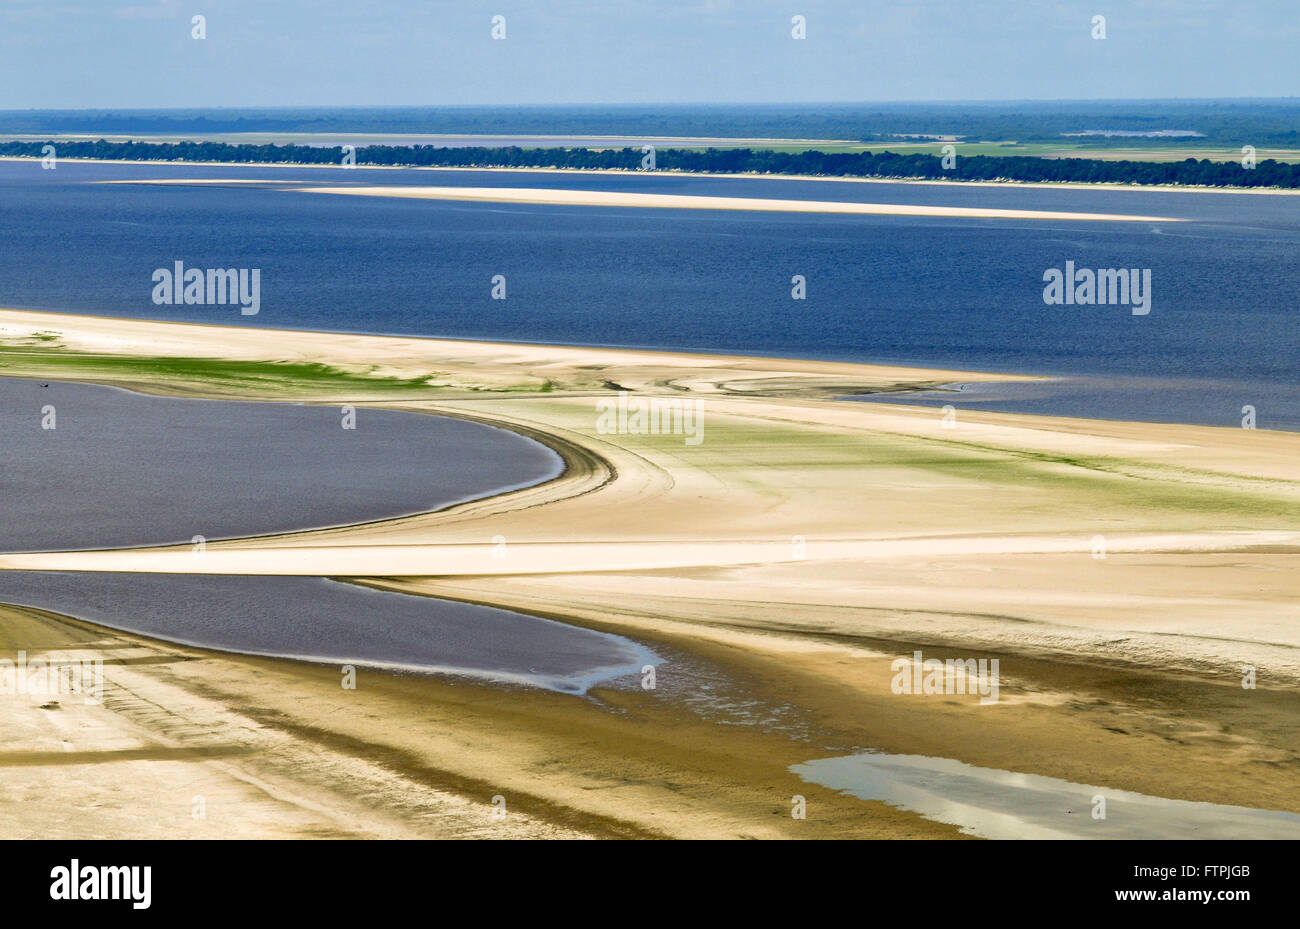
[3,160,1296,428]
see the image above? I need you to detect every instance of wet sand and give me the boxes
[792,752,1300,839]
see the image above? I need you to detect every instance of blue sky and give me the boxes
[2,0,1295,108]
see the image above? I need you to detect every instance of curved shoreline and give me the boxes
[0,375,564,553]
[0,572,655,695]
[0,373,627,694]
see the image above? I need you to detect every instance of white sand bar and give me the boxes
[3,530,1294,577]
[291,185,1183,222]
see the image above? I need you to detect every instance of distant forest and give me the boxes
[3,100,1300,145]
[3,139,1297,188]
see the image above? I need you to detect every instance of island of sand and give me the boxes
[0,307,1297,839]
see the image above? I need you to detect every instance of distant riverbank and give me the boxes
[13,154,1300,195]
[4,138,1298,189]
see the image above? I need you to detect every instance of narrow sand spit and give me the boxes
[1,307,1297,838]
[6,531,1297,577]
[100,178,1183,220]
[59,161,1300,195]
[289,184,1183,221]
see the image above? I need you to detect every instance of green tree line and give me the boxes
[4,139,1296,188]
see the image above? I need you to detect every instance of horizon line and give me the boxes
[3,97,1300,114]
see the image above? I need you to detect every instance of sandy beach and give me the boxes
[110,178,1185,221]
[288,185,1184,221]
[2,307,1297,838]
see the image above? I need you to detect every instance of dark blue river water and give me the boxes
[3,160,1297,428]
[0,571,652,694]
[0,378,561,553]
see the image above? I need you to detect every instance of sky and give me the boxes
[1,0,1295,109]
